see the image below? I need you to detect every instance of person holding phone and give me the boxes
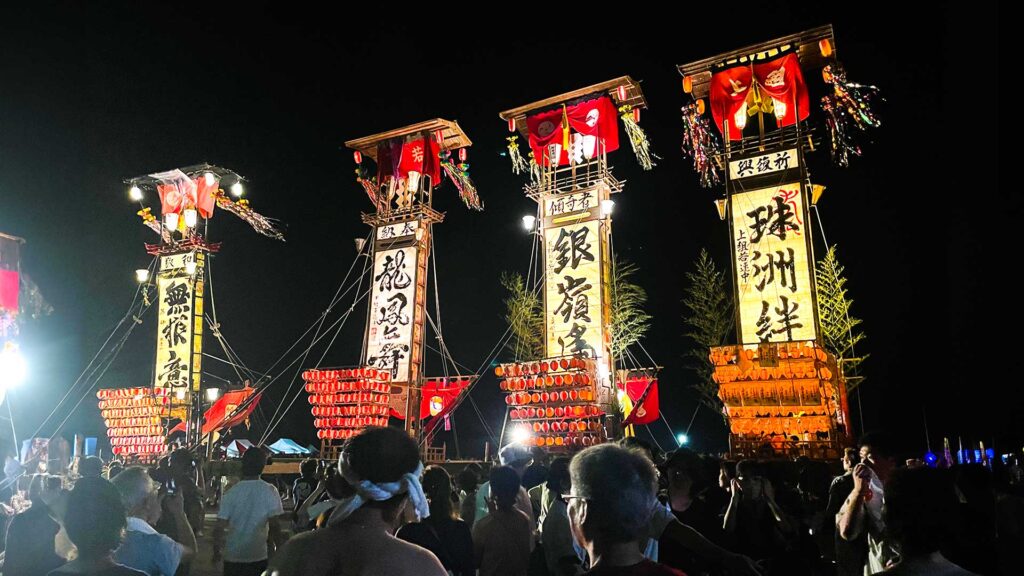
[722,460,796,571]
[112,467,196,576]
[826,448,867,576]
[837,433,900,574]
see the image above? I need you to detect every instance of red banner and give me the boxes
[620,378,659,426]
[418,379,468,420]
[195,176,219,219]
[0,270,18,311]
[710,65,753,141]
[170,387,260,435]
[753,53,810,128]
[398,137,441,184]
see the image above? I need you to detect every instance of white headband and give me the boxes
[327,452,429,526]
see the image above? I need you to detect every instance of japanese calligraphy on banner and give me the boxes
[366,245,419,384]
[151,258,201,391]
[377,220,419,240]
[160,252,196,271]
[544,190,598,219]
[544,220,605,360]
[732,183,816,344]
[729,149,797,181]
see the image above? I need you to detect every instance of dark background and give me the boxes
[0,3,1007,460]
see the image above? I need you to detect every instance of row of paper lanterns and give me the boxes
[495,357,592,377]
[505,389,595,405]
[313,416,389,429]
[104,416,162,428]
[98,396,171,409]
[101,407,166,419]
[97,388,170,399]
[110,436,165,446]
[510,406,603,419]
[307,393,390,405]
[302,368,391,382]
[304,381,390,394]
[311,405,389,417]
[500,372,592,391]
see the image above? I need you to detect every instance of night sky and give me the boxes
[0,4,1006,459]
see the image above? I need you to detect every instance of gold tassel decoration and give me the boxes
[619,105,657,171]
[506,136,530,175]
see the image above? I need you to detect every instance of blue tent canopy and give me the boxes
[268,438,312,455]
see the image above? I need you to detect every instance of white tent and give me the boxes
[225,439,254,458]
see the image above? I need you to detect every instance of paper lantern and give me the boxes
[819,39,833,58]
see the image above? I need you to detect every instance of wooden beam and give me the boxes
[344,118,472,161]
[498,76,647,139]
[677,25,835,99]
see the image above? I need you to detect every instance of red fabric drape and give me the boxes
[527,107,566,166]
[195,176,219,219]
[170,387,260,435]
[565,96,619,157]
[527,96,620,166]
[753,53,810,127]
[398,136,441,184]
[710,53,810,139]
[710,65,753,141]
[0,270,18,311]
[156,173,198,215]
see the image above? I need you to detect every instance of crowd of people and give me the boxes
[0,429,1020,576]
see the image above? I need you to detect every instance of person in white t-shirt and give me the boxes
[473,444,535,530]
[213,447,285,576]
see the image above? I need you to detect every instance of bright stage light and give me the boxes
[230,181,244,197]
[206,387,222,403]
[129,186,143,202]
[511,425,532,445]
[676,433,689,446]
[135,269,150,284]
[183,208,198,229]
[522,215,536,231]
[0,346,27,389]
[204,172,217,187]
[600,199,615,217]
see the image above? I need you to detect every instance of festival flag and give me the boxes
[170,387,260,435]
[152,169,198,215]
[195,175,219,218]
[418,379,468,420]
[620,378,659,426]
